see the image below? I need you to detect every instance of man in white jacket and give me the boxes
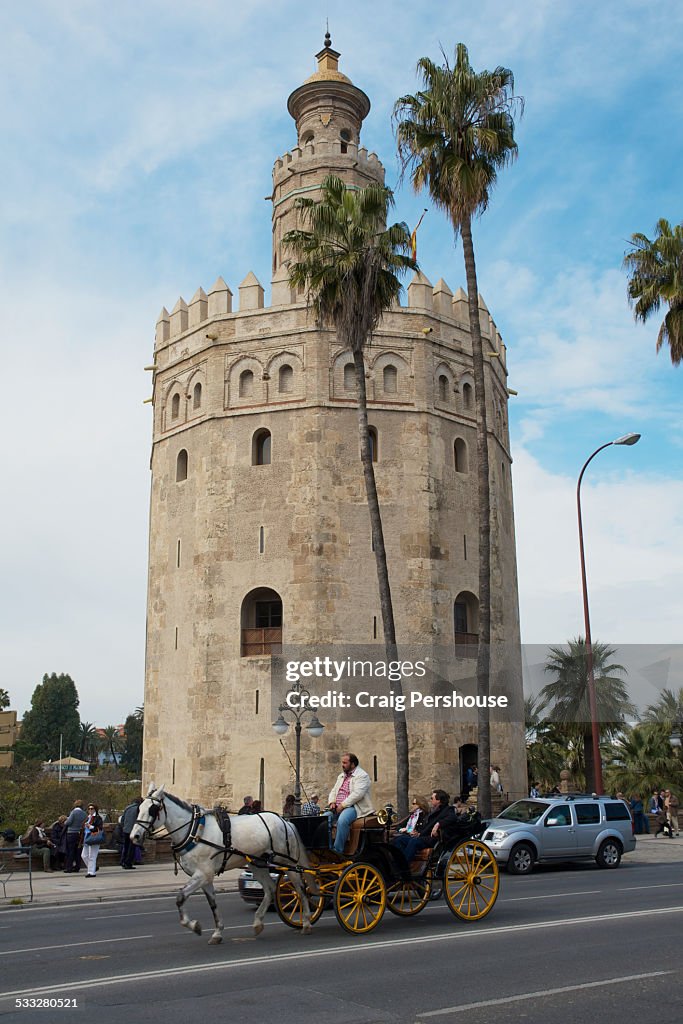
[326,752,374,854]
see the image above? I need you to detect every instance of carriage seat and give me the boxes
[330,813,381,857]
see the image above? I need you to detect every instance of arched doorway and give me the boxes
[459,743,478,798]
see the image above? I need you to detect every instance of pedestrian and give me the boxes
[654,804,673,839]
[301,794,320,816]
[63,800,87,873]
[490,766,503,795]
[81,803,105,876]
[665,790,679,837]
[250,800,262,814]
[49,815,68,869]
[282,794,296,818]
[238,796,254,815]
[630,795,648,835]
[529,783,540,799]
[120,797,142,870]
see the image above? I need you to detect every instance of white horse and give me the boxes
[130,784,314,943]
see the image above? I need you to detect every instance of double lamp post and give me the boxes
[272,681,324,815]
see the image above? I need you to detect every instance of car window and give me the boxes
[498,800,548,824]
[605,803,631,821]
[575,803,600,824]
[544,806,571,827]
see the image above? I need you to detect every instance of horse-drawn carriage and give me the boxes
[275,808,499,934]
[130,786,499,943]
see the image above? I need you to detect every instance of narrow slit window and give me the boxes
[373,615,377,640]
[463,534,467,560]
[174,626,178,650]
[177,539,181,567]
[373,756,378,783]
[259,526,264,553]
[255,690,260,715]
[368,426,378,463]
[439,374,448,403]
[193,382,202,409]
[171,393,180,420]
[176,449,188,482]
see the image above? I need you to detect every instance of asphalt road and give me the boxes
[1,860,682,1023]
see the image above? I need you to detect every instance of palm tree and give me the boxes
[540,638,636,792]
[101,725,124,766]
[605,723,682,796]
[623,219,683,365]
[0,688,10,710]
[642,687,683,734]
[284,175,416,814]
[77,721,98,762]
[394,44,522,816]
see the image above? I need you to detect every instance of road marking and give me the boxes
[0,934,153,957]
[619,882,683,891]
[1,905,682,998]
[417,970,674,1017]
[502,889,600,902]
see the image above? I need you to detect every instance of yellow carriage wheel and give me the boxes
[275,876,325,929]
[386,867,433,916]
[334,862,386,935]
[444,839,499,922]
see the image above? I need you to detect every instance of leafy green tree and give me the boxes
[539,639,636,792]
[121,705,143,774]
[285,175,415,814]
[0,688,10,710]
[395,44,521,816]
[19,673,80,762]
[623,219,683,365]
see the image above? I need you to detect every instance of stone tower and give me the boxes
[142,38,526,808]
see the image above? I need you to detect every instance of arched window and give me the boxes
[239,369,254,398]
[383,365,397,394]
[462,382,473,411]
[343,362,355,391]
[176,449,188,483]
[454,438,468,474]
[368,426,378,463]
[439,374,448,403]
[302,131,314,147]
[193,382,202,410]
[278,364,293,394]
[340,129,351,154]
[171,393,180,420]
[454,592,479,647]
[241,587,283,656]
[253,429,271,466]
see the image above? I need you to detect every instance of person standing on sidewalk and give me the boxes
[119,797,142,870]
[63,800,87,873]
[81,804,105,877]
[665,790,680,836]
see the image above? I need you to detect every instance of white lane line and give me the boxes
[619,882,683,891]
[502,889,600,902]
[0,934,153,957]
[85,910,177,920]
[417,970,674,1017]
[1,905,683,999]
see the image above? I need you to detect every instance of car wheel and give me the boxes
[596,839,622,868]
[506,842,535,875]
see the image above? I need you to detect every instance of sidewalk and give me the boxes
[2,834,680,910]
[0,859,239,909]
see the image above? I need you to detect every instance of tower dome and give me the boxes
[287,32,371,147]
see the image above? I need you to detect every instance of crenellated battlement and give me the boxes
[273,139,384,179]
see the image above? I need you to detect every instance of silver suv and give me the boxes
[482,796,636,875]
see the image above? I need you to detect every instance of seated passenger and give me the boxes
[396,795,429,835]
[391,790,454,864]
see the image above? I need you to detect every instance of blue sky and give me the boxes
[1,1,681,725]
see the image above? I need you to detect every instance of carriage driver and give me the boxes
[324,752,374,854]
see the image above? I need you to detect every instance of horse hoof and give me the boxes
[302,924,312,935]
[208,935,223,945]
[253,920,264,936]
[191,921,202,936]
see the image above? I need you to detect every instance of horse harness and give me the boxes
[136,797,300,876]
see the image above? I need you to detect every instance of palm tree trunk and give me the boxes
[353,347,410,817]
[583,730,595,793]
[461,215,492,819]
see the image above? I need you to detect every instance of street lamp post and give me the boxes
[272,681,324,815]
[577,433,640,795]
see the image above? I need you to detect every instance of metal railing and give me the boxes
[241,627,283,657]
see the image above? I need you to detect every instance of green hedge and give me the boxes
[0,772,141,833]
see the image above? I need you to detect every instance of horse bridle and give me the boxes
[134,796,205,849]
